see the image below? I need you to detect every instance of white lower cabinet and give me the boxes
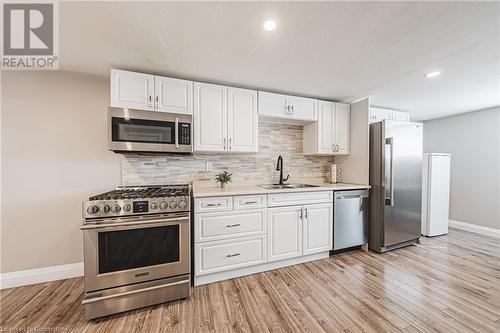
[267,206,303,262]
[303,203,333,255]
[195,235,267,276]
[194,191,333,285]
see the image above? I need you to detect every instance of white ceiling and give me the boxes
[59,1,500,120]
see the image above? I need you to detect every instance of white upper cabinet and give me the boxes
[258,91,287,118]
[302,203,333,256]
[228,87,258,152]
[154,76,193,114]
[111,69,193,114]
[111,69,154,110]
[369,107,410,123]
[286,95,317,122]
[334,103,351,154]
[303,101,350,156]
[194,82,228,152]
[391,110,410,122]
[194,84,258,153]
[258,91,317,124]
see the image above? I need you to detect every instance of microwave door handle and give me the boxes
[175,117,179,149]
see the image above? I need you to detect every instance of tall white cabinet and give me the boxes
[194,83,258,153]
[422,153,451,237]
[111,69,193,114]
[303,101,351,155]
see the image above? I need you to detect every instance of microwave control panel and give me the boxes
[179,123,191,145]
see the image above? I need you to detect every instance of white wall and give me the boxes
[1,71,121,273]
[423,107,500,230]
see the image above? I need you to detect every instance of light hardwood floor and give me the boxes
[1,229,499,333]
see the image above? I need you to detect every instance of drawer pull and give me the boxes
[226,253,240,258]
[243,201,258,204]
[226,223,241,228]
[205,203,223,207]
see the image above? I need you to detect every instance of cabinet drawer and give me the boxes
[195,235,267,276]
[268,191,333,207]
[195,209,267,243]
[195,196,233,213]
[233,195,267,210]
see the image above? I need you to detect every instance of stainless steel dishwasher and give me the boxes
[333,190,369,250]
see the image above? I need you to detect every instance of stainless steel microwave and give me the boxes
[108,107,193,154]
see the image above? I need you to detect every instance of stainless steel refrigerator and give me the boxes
[369,120,423,253]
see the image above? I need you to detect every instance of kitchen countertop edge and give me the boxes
[192,183,370,198]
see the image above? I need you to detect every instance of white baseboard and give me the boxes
[0,262,84,289]
[449,220,500,239]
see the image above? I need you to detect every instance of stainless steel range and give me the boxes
[81,185,191,320]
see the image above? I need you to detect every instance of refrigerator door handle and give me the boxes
[385,137,395,206]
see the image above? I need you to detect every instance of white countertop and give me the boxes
[192,182,370,198]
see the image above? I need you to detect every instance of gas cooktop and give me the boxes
[83,185,190,219]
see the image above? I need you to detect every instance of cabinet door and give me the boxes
[287,96,317,122]
[369,107,392,123]
[303,203,333,255]
[391,111,410,122]
[194,82,227,152]
[258,91,287,118]
[111,69,154,110]
[333,103,350,154]
[154,76,193,114]
[268,206,303,262]
[318,101,334,154]
[228,87,258,152]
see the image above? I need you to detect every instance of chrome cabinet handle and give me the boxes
[205,203,222,207]
[226,223,241,228]
[229,138,232,150]
[224,138,227,150]
[299,209,303,221]
[226,253,240,258]
[243,201,258,205]
[304,207,308,220]
[291,105,294,115]
[155,95,159,108]
[285,105,290,115]
[148,95,153,108]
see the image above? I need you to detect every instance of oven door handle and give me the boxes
[82,279,190,304]
[81,216,189,230]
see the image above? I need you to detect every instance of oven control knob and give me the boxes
[87,205,99,215]
[123,204,131,212]
[151,202,158,210]
[102,205,111,213]
[160,202,169,210]
[178,201,187,210]
[169,201,178,209]
[110,204,121,213]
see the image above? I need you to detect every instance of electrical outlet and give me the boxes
[205,161,212,171]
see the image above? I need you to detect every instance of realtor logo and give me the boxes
[2,1,59,69]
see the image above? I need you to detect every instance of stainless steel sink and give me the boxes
[258,183,320,190]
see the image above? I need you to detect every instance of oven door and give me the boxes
[82,213,190,292]
[108,107,192,154]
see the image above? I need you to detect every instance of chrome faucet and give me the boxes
[276,155,290,185]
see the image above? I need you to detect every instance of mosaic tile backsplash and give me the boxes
[122,121,335,185]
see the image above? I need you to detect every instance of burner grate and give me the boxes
[90,185,189,201]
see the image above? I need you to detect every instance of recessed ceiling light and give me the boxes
[263,20,277,31]
[425,71,441,78]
